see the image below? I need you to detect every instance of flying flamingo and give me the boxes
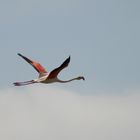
[13,53,85,86]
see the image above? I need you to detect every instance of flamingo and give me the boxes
[13,53,85,86]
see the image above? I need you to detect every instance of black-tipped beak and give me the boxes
[82,77,85,80]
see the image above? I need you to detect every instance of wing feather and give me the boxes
[48,56,70,79]
[18,53,47,74]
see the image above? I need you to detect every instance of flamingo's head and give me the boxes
[77,76,85,81]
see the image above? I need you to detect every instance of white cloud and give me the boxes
[0,86,140,140]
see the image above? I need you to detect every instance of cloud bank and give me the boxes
[0,86,140,140]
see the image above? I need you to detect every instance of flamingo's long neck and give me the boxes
[57,77,78,83]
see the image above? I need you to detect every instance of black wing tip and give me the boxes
[67,55,71,62]
[66,56,70,64]
[17,53,22,57]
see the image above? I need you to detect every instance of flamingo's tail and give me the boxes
[13,80,37,86]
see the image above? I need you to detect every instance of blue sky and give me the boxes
[0,0,140,94]
[0,0,140,140]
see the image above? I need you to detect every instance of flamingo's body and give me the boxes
[13,53,85,86]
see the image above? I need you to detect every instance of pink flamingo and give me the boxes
[13,53,85,86]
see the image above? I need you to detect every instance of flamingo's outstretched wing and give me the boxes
[18,53,47,74]
[48,56,70,79]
